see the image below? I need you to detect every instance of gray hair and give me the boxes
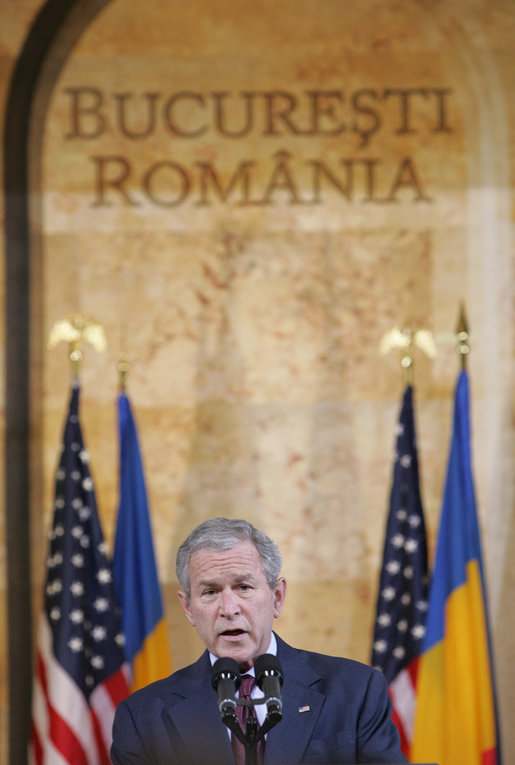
[176,517,282,599]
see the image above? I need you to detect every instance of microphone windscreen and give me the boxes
[254,653,284,687]
[211,656,241,690]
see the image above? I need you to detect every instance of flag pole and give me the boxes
[118,350,129,393]
[118,323,129,393]
[47,313,107,380]
[455,302,470,371]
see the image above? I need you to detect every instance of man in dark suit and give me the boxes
[111,517,407,765]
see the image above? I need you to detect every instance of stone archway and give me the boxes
[3,2,113,760]
[4,3,513,763]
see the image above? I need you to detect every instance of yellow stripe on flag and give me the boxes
[465,561,496,753]
[132,618,171,692]
[411,560,496,765]
[410,641,444,761]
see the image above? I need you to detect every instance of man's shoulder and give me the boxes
[276,634,384,687]
[120,651,210,709]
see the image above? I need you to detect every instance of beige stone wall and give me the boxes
[1,1,514,764]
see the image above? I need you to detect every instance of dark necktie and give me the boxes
[231,675,265,765]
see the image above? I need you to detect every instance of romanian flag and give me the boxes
[113,392,171,691]
[411,371,501,765]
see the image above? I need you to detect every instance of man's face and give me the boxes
[178,540,286,669]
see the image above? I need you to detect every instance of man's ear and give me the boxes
[272,577,287,618]
[178,590,196,627]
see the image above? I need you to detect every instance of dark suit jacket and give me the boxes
[111,634,407,765]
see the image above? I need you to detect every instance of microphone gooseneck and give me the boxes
[254,653,284,724]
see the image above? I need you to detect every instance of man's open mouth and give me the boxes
[221,629,245,637]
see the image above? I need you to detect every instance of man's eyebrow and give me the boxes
[232,572,257,583]
[198,573,256,588]
[198,579,219,589]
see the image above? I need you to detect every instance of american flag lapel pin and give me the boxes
[298,705,310,713]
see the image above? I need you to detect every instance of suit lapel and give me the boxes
[264,638,325,765]
[162,652,234,765]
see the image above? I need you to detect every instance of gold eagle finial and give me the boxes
[48,314,107,379]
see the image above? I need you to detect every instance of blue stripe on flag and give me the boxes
[113,393,164,663]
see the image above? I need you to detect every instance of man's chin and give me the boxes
[216,635,255,667]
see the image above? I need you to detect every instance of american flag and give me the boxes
[30,384,129,765]
[370,384,429,758]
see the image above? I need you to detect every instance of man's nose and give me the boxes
[219,589,240,617]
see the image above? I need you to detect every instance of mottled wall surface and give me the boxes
[1,1,514,763]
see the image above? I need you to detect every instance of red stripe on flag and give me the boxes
[389,697,409,757]
[36,648,90,765]
[406,655,419,687]
[388,662,418,758]
[30,720,43,765]
[482,747,497,765]
[37,650,48,698]
[49,709,89,765]
[91,708,111,765]
[89,667,129,757]
[102,666,130,706]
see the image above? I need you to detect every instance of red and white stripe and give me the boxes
[389,658,419,757]
[30,617,129,765]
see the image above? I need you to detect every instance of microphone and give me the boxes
[211,657,241,724]
[254,653,284,724]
